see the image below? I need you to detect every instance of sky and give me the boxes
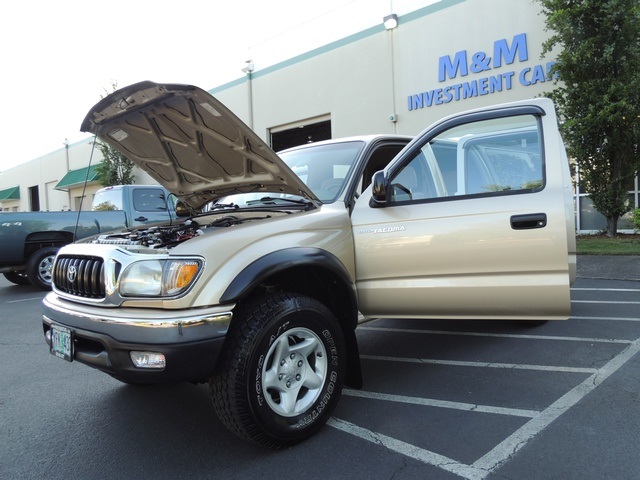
[0,0,435,172]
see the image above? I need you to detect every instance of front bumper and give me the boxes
[42,292,233,383]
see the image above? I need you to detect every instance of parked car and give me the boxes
[42,81,575,448]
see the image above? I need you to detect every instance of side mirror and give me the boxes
[370,170,388,208]
[174,201,191,217]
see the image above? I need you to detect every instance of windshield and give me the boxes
[278,141,365,203]
[211,140,365,209]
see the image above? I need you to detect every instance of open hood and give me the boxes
[81,81,318,209]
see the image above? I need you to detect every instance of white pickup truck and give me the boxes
[42,81,575,448]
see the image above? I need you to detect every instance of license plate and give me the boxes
[50,324,73,362]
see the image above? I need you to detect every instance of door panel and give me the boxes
[351,100,572,321]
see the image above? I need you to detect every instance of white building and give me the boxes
[0,137,156,212]
[0,0,636,231]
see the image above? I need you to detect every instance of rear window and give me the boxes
[92,188,123,211]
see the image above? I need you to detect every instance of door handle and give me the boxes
[134,216,148,222]
[511,213,547,230]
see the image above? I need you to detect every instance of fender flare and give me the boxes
[220,248,354,306]
[220,247,362,388]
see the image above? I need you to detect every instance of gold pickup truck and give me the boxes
[42,81,576,448]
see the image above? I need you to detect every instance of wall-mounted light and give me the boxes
[383,14,398,30]
[241,59,254,74]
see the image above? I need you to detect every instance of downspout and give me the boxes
[242,60,255,129]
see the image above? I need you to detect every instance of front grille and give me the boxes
[54,255,105,299]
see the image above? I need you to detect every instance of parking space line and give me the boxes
[334,338,640,479]
[572,300,640,305]
[328,417,490,479]
[342,309,640,480]
[571,315,640,322]
[342,389,540,417]
[572,287,640,292]
[471,337,640,479]
[360,354,598,374]
[7,297,44,304]
[358,326,632,344]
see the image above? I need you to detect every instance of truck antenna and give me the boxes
[73,137,99,241]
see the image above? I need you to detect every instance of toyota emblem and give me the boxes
[67,265,77,283]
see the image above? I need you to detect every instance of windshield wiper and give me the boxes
[245,196,310,206]
[210,203,240,210]
[245,196,315,209]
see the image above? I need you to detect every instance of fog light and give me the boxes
[130,351,166,369]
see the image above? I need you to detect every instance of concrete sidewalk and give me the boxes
[576,255,640,281]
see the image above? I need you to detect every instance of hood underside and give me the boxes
[81,81,317,208]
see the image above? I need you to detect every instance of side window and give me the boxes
[133,189,168,212]
[389,145,448,202]
[361,144,407,192]
[389,114,543,203]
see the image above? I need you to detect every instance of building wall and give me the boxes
[0,138,157,212]
[214,0,555,140]
[0,142,87,212]
[256,33,396,138]
[394,0,554,130]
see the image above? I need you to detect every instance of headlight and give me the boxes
[119,259,202,297]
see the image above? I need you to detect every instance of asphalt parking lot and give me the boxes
[2,257,639,479]
[337,277,640,479]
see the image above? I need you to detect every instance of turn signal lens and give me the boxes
[165,261,200,296]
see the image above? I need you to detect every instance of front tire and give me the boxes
[26,247,59,290]
[210,293,345,448]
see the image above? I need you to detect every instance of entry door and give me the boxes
[351,99,574,321]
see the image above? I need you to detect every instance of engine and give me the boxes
[92,215,261,249]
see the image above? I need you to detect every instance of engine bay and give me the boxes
[92,213,275,249]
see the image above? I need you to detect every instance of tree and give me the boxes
[94,81,136,187]
[95,141,135,187]
[540,0,640,237]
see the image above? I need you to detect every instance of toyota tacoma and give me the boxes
[42,81,576,448]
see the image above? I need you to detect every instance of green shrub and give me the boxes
[633,208,640,232]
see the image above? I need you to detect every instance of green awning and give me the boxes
[55,164,100,190]
[0,186,20,201]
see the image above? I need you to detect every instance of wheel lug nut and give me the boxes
[286,381,291,388]
[278,374,284,381]
[295,374,301,381]
[297,361,303,367]
[280,359,286,366]
[290,353,296,360]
